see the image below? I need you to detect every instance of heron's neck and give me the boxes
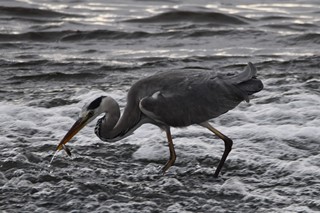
[97,96,143,142]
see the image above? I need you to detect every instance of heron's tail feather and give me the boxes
[229,62,257,84]
[227,62,263,102]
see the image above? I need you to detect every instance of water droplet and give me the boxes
[49,150,60,166]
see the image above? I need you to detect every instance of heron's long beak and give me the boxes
[55,115,91,153]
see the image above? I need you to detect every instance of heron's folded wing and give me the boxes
[139,80,244,127]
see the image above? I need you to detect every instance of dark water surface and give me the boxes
[1,0,320,212]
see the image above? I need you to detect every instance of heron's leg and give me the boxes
[200,122,233,177]
[162,127,176,175]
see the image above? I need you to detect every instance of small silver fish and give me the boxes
[62,144,72,157]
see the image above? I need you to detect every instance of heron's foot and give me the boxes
[158,166,170,176]
[161,158,176,175]
[213,172,219,178]
[157,165,167,176]
[158,167,166,176]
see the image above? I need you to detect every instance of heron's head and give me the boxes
[55,96,108,152]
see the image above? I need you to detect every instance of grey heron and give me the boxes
[54,62,263,177]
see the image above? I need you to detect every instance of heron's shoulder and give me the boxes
[129,69,222,97]
[141,69,219,83]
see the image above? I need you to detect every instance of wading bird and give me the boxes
[55,62,263,177]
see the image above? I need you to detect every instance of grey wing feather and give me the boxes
[139,75,242,127]
[139,62,263,127]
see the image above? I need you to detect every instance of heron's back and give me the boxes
[131,62,263,127]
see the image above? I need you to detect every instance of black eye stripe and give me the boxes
[87,96,105,110]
